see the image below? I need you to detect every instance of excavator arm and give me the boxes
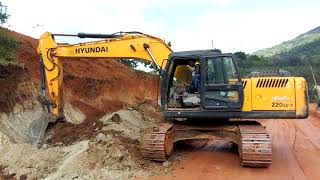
[31,31,173,145]
[38,31,172,116]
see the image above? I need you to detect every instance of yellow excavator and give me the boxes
[32,31,308,167]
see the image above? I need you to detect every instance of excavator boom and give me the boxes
[31,31,173,145]
[38,32,172,115]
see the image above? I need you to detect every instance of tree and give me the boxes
[247,55,261,62]
[118,59,140,68]
[0,2,9,25]
[118,58,153,69]
[234,51,247,61]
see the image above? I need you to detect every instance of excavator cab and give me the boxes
[161,50,244,118]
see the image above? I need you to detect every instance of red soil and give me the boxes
[0,64,34,113]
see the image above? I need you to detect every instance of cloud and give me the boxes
[164,9,320,52]
[2,0,320,53]
[211,0,235,5]
[2,0,168,40]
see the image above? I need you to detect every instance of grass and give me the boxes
[0,30,19,65]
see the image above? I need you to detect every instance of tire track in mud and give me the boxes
[272,120,306,178]
[267,120,306,179]
[287,118,320,179]
[292,120,320,151]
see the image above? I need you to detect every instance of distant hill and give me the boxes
[236,26,320,101]
[254,26,320,58]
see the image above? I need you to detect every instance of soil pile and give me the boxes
[0,109,169,179]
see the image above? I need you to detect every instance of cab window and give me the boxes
[205,57,238,85]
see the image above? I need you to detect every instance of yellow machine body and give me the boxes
[241,77,308,118]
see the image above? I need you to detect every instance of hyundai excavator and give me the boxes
[32,31,309,168]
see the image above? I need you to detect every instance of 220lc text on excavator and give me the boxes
[31,31,308,168]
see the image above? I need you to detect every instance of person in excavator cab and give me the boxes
[189,61,201,93]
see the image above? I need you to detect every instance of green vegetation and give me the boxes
[118,59,148,69]
[254,27,320,57]
[0,30,19,65]
[235,26,320,102]
[0,2,19,65]
[0,2,9,24]
[118,58,156,71]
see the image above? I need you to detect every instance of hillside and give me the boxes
[254,26,320,58]
[238,26,320,101]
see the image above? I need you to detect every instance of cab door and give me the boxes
[200,55,244,110]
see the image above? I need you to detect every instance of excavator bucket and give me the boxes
[29,110,53,147]
[29,56,56,147]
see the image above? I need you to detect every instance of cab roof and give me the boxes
[169,49,226,60]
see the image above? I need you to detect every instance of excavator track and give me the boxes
[141,121,272,167]
[238,123,272,167]
[141,123,174,161]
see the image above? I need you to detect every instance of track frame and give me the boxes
[141,120,272,167]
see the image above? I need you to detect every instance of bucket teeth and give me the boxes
[29,111,56,148]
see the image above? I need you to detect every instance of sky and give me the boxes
[2,0,320,53]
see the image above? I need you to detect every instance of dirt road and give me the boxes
[149,105,320,180]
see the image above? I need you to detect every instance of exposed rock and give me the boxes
[63,102,86,124]
[162,161,172,168]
